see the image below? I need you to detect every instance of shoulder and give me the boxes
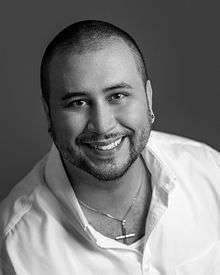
[149,130,220,163]
[147,131,220,180]
[0,154,49,242]
[149,130,209,148]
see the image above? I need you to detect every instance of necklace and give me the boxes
[78,179,143,244]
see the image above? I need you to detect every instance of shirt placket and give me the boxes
[141,175,175,274]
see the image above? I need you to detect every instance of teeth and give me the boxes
[92,138,122,151]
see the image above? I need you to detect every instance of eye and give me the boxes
[66,99,88,108]
[109,93,128,103]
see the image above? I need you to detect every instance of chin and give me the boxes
[73,149,139,181]
[82,161,133,181]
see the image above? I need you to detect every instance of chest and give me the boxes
[80,183,152,245]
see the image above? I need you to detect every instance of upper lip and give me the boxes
[82,137,123,146]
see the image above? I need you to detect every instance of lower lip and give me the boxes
[82,137,125,158]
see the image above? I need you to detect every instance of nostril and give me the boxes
[87,118,117,134]
[87,108,116,134]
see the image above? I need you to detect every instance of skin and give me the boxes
[43,40,153,215]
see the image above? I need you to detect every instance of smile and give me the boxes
[83,137,123,151]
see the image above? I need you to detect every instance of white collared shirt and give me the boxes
[0,131,220,275]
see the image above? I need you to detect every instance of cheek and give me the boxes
[118,99,150,129]
[51,111,87,138]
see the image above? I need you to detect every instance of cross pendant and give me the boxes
[115,220,135,244]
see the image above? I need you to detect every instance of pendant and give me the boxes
[115,220,135,244]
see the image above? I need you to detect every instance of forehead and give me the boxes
[48,41,142,94]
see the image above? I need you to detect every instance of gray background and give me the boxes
[1,1,219,201]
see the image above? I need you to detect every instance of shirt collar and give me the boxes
[144,135,176,193]
[44,144,90,229]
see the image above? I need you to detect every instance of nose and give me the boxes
[87,101,117,134]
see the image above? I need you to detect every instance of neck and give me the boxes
[63,155,149,216]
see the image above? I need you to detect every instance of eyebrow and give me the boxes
[61,82,133,101]
[103,82,133,92]
[62,92,87,101]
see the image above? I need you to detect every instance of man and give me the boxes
[0,20,220,275]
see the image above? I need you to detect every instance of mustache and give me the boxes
[77,131,131,144]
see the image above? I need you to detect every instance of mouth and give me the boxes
[82,137,124,152]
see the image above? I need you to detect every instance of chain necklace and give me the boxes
[78,179,143,244]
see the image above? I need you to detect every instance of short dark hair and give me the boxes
[40,20,149,105]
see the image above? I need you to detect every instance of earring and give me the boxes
[151,113,155,124]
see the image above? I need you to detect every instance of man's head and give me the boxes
[40,20,154,181]
[41,20,148,106]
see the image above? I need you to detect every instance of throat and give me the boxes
[71,156,146,215]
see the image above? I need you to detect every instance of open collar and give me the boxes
[44,138,176,246]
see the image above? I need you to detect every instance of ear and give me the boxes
[145,80,153,114]
[41,96,52,131]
